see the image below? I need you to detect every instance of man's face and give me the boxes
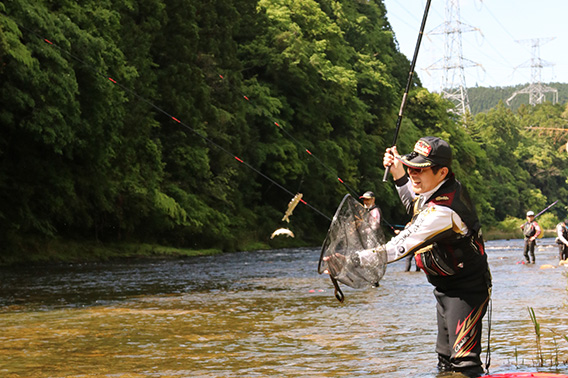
[362,198,375,208]
[527,215,535,222]
[407,166,448,194]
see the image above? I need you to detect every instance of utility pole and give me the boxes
[506,38,558,106]
[425,0,481,118]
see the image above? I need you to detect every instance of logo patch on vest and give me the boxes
[432,192,455,206]
[414,140,432,157]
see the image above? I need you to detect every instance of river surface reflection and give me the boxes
[0,238,567,377]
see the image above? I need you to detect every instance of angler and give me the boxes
[339,136,492,377]
[520,210,541,264]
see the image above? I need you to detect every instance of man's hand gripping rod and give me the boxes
[383,0,432,182]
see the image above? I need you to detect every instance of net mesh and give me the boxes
[318,194,388,289]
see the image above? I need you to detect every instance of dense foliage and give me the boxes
[1,0,567,261]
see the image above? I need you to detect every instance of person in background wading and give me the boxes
[359,191,381,230]
[379,136,492,377]
[555,218,568,262]
[520,211,541,264]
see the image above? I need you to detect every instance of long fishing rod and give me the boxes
[15,22,333,222]
[383,0,432,182]
[534,200,558,218]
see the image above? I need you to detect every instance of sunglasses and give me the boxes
[407,166,435,174]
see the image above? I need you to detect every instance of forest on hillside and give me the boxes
[468,82,568,114]
[1,0,568,263]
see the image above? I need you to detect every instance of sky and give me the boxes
[382,0,568,93]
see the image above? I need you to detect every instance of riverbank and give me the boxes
[1,228,556,267]
[0,238,225,266]
[483,228,557,241]
[0,235,309,267]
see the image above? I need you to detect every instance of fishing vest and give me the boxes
[368,204,381,219]
[415,174,491,292]
[522,222,537,238]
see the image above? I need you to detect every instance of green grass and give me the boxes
[516,307,568,368]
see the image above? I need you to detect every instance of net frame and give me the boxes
[318,194,388,301]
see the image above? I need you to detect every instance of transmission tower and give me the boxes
[425,0,481,117]
[506,38,558,106]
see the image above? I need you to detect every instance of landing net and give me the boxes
[318,194,388,301]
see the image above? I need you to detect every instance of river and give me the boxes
[0,238,567,377]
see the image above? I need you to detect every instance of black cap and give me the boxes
[398,136,452,168]
[359,191,375,199]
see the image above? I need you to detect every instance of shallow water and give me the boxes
[0,238,567,377]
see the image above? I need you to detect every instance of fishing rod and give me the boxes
[534,200,558,218]
[15,22,334,222]
[383,0,432,182]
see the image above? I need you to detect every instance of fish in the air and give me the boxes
[270,228,295,239]
[282,193,303,223]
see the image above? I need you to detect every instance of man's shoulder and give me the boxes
[435,176,464,199]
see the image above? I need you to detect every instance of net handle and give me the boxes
[330,276,345,302]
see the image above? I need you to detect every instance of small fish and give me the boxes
[270,228,295,239]
[281,193,303,223]
[540,264,555,270]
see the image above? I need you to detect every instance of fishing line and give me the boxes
[485,296,492,373]
[296,176,304,194]
[14,21,332,222]
[216,75,408,232]
[217,74,361,199]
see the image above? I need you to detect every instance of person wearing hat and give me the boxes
[359,191,381,230]
[555,218,568,262]
[520,210,541,264]
[378,136,492,377]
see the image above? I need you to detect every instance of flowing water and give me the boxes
[0,238,567,377]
